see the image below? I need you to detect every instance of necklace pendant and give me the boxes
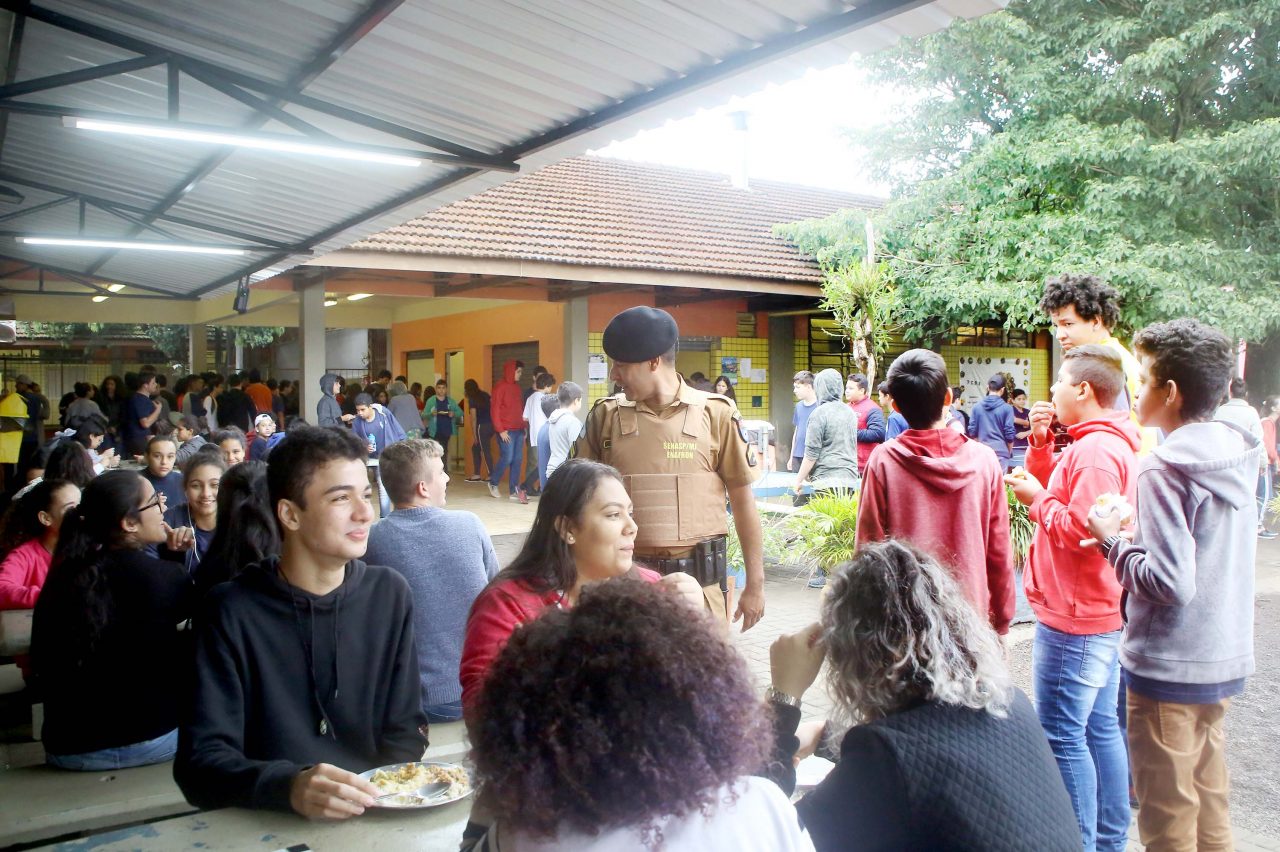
[319,719,328,736]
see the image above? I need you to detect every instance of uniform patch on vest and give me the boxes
[747,445,758,467]
[664,440,696,460]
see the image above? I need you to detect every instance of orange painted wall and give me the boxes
[391,301,566,393]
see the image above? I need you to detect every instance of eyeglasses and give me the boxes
[137,492,167,514]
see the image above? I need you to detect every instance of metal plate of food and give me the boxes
[360,760,474,809]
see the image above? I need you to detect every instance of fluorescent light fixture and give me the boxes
[106,283,125,293]
[347,293,373,301]
[91,295,109,302]
[19,236,245,256]
[64,116,424,168]
[323,299,338,307]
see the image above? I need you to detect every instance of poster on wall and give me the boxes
[587,353,608,384]
[719,357,738,384]
[957,356,1032,406]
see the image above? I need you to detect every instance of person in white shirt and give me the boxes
[1213,377,1271,537]
[543,381,583,484]
[465,578,813,852]
[520,371,556,496]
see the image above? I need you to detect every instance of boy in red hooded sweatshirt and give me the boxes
[487,360,527,502]
[856,349,1015,635]
[1005,344,1140,852]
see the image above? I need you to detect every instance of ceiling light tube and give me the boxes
[347,293,373,301]
[106,283,125,292]
[323,299,338,307]
[19,236,246,256]
[91,295,109,302]
[64,116,424,168]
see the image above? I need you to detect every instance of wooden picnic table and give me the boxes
[30,796,472,851]
[0,609,33,657]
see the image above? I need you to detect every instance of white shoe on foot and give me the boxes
[487,483,500,499]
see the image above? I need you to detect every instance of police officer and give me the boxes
[577,306,766,631]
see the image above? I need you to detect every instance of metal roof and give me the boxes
[0,0,1006,301]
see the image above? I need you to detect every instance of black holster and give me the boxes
[653,536,728,592]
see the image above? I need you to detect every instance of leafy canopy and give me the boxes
[778,0,1280,342]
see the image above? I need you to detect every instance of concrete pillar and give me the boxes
[562,295,589,389]
[768,315,796,452]
[188,324,207,374]
[298,276,327,423]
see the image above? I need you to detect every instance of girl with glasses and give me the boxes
[30,470,194,770]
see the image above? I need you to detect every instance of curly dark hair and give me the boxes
[1133,319,1234,421]
[1039,273,1121,330]
[470,580,772,845]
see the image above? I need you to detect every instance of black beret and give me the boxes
[602,306,679,362]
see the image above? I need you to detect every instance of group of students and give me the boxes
[0,270,1264,851]
[785,272,1256,851]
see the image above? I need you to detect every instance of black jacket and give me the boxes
[216,388,256,434]
[175,557,427,811]
[770,689,1079,852]
[31,549,194,756]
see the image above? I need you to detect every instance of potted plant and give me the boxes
[784,489,860,587]
[1006,484,1034,569]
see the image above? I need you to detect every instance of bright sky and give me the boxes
[592,62,896,199]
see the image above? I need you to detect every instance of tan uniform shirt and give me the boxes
[578,381,759,557]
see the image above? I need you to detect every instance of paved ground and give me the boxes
[493,531,1280,850]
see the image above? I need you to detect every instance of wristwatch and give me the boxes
[1101,535,1125,558]
[766,686,801,709]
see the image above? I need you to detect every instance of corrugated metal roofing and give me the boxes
[0,0,1007,299]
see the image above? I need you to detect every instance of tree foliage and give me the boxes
[779,0,1280,342]
[18,322,285,364]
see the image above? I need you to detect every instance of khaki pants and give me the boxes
[1128,691,1233,852]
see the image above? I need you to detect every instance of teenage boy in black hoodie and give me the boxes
[175,425,426,818]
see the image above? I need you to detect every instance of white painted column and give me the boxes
[562,295,589,388]
[298,276,327,423]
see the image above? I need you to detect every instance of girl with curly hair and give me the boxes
[767,540,1079,851]
[470,579,813,851]
[0,478,79,610]
[459,459,700,713]
[30,470,194,770]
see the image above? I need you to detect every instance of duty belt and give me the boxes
[650,536,729,592]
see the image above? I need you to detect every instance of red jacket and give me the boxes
[857,429,1015,634]
[489,360,525,433]
[460,568,661,712]
[1024,410,1140,635]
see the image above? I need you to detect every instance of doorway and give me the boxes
[445,350,465,472]
[405,348,435,391]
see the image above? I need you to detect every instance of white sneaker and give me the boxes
[487,483,500,499]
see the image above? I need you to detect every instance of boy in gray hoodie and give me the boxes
[1087,319,1259,851]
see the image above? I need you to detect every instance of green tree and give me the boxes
[779,0,1280,342]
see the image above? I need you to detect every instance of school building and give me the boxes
[250,154,1056,474]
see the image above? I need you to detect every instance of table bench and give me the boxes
[0,761,195,848]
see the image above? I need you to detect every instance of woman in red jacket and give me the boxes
[460,459,700,714]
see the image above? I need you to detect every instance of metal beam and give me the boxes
[188,167,483,297]
[0,53,165,98]
[0,193,71,224]
[0,173,298,249]
[179,61,333,140]
[0,251,196,298]
[0,9,25,163]
[0,230,293,252]
[0,287,193,301]
[433,275,527,297]
[2,2,509,166]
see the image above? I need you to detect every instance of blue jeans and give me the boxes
[46,729,178,771]
[424,700,463,723]
[1033,624,1129,852]
[489,429,525,494]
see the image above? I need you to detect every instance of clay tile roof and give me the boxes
[348,155,882,283]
